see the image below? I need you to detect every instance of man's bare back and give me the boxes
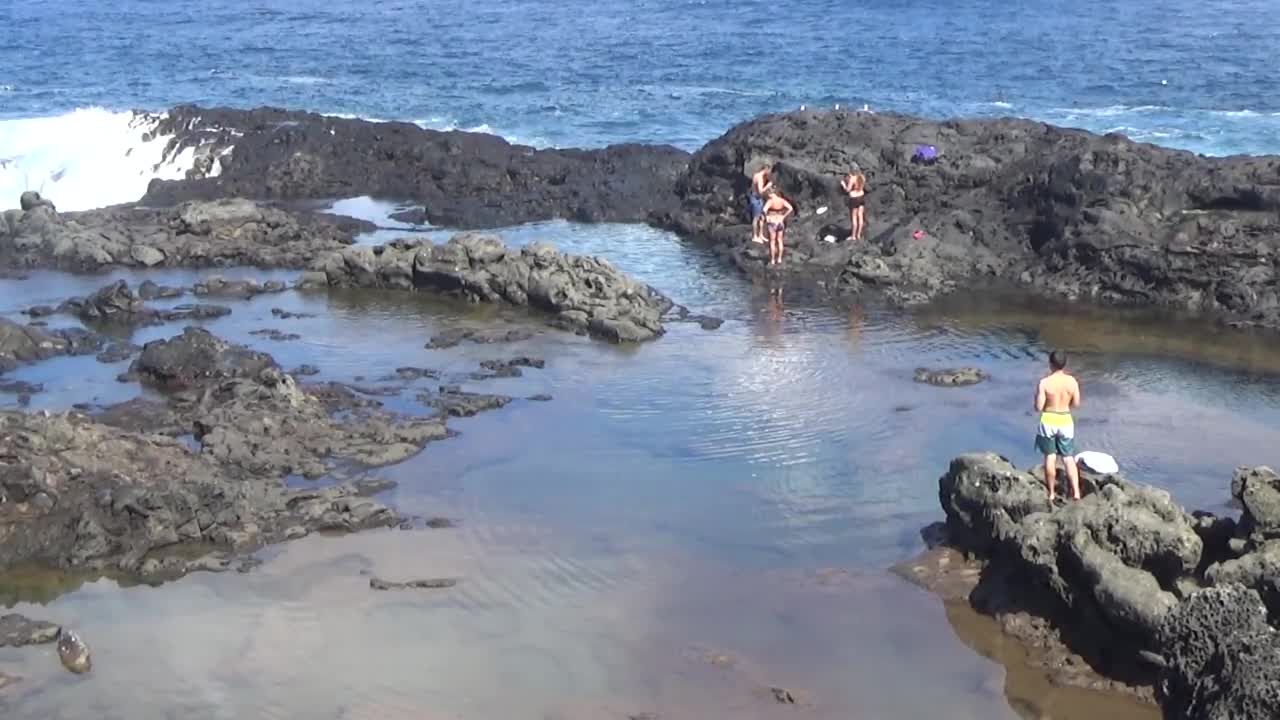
[1035,350,1081,501]
[1036,371,1080,413]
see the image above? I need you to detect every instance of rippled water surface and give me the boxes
[3,220,1279,718]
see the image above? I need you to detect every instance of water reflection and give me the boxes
[1,219,1279,718]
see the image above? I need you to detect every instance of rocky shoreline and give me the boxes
[7,105,1280,332]
[660,110,1280,332]
[895,453,1280,720]
[0,324,466,578]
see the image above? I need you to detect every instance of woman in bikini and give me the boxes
[841,172,866,241]
[761,189,793,267]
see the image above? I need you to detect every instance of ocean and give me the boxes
[3,3,1280,718]
[4,0,1280,211]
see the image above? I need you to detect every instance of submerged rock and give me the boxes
[426,327,535,349]
[194,276,288,299]
[314,234,716,343]
[472,355,545,379]
[249,328,302,342]
[137,280,184,300]
[96,343,141,364]
[368,576,458,591]
[420,386,513,418]
[913,367,987,386]
[56,280,231,328]
[0,380,42,396]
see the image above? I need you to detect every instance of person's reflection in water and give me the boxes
[846,303,864,351]
[760,282,785,347]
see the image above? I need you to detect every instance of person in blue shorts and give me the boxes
[1035,349,1082,501]
[748,165,773,243]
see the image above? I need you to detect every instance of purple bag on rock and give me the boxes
[912,144,938,164]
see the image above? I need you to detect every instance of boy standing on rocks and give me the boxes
[1035,350,1082,501]
[749,165,774,243]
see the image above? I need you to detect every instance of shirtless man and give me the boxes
[748,166,774,243]
[760,189,793,267]
[1035,350,1082,501]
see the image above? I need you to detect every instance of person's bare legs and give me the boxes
[849,208,857,241]
[753,215,765,243]
[856,207,865,241]
[777,228,785,264]
[1044,453,1057,501]
[1063,455,1082,500]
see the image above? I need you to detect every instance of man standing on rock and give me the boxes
[749,165,774,243]
[1035,350,1082,501]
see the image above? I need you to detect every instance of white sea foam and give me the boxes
[0,107,207,212]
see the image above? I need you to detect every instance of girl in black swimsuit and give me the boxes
[841,172,867,241]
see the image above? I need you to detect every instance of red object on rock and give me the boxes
[912,230,926,240]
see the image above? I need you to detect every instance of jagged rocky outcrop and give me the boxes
[123,326,278,390]
[304,233,717,342]
[0,326,511,579]
[660,110,1280,326]
[918,452,1280,719]
[137,105,691,228]
[0,197,366,271]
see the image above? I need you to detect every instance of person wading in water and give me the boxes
[749,165,774,243]
[840,172,867,241]
[760,189,793,267]
[1035,349,1082,501]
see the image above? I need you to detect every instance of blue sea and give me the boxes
[3,3,1280,718]
[4,0,1280,209]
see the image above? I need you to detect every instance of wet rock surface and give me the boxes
[910,452,1280,718]
[124,326,279,390]
[0,614,59,647]
[0,316,104,372]
[56,628,91,674]
[312,234,715,343]
[137,104,690,228]
[913,366,987,386]
[0,198,366,272]
[660,110,1280,330]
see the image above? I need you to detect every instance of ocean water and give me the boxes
[4,0,1280,210]
[4,3,1280,718]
